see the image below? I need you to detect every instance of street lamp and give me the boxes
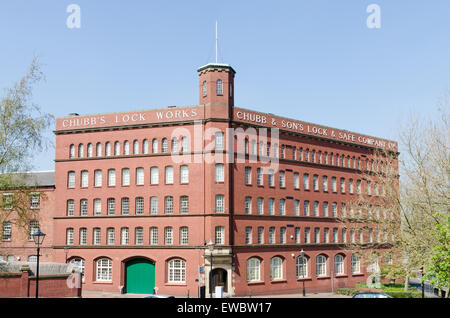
[32,228,46,298]
[207,240,215,298]
[300,249,306,297]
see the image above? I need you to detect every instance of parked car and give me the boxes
[144,294,175,298]
[353,292,392,298]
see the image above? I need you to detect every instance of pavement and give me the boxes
[81,290,350,298]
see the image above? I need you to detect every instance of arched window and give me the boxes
[69,144,75,158]
[351,254,361,274]
[114,141,120,156]
[296,256,308,278]
[105,142,111,156]
[96,142,102,157]
[133,140,139,154]
[246,258,261,282]
[152,138,158,153]
[316,255,327,277]
[171,137,178,153]
[168,258,186,283]
[216,79,223,95]
[202,81,207,97]
[87,143,93,157]
[123,140,130,155]
[162,138,168,153]
[78,144,84,158]
[334,254,345,275]
[142,139,149,154]
[270,257,283,280]
[96,257,112,281]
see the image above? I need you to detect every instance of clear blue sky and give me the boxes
[0,0,449,171]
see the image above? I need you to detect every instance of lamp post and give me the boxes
[32,228,46,298]
[207,240,215,298]
[300,249,306,297]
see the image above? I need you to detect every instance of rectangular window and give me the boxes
[150,227,158,245]
[256,168,263,186]
[279,171,285,187]
[304,227,310,244]
[67,199,75,216]
[180,227,189,245]
[349,179,354,194]
[215,132,224,150]
[279,199,285,215]
[150,167,159,185]
[257,227,264,244]
[294,200,300,216]
[313,174,318,191]
[107,198,116,215]
[323,201,328,217]
[245,197,252,214]
[107,228,115,245]
[180,165,189,184]
[293,173,299,189]
[93,228,101,245]
[121,228,129,245]
[165,196,174,214]
[135,197,144,214]
[94,170,102,187]
[215,226,225,245]
[314,228,320,243]
[68,171,75,188]
[340,178,345,193]
[108,169,116,186]
[257,197,264,215]
[268,169,274,187]
[121,197,129,215]
[295,227,301,243]
[303,174,309,190]
[268,198,275,215]
[150,197,158,214]
[280,227,286,244]
[135,227,144,245]
[80,228,87,245]
[2,222,12,241]
[313,201,319,217]
[245,227,252,244]
[81,170,89,188]
[215,195,225,213]
[324,228,329,243]
[136,167,144,185]
[304,200,310,216]
[215,164,224,182]
[165,227,173,245]
[80,199,88,216]
[180,196,189,213]
[30,193,40,209]
[93,198,101,215]
[269,227,275,244]
[165,166,174,184]
[120,168,129,186]
[322,176,328,192]
[245,167,252,185]
[66,228,74,245]
[332,177,337,192]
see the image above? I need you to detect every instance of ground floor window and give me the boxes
[96,258,112,281]
[246,258,261,282]
[168,258,186,283]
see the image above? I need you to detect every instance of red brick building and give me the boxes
[3,63,398,297]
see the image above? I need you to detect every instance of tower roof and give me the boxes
[197,63,236,75]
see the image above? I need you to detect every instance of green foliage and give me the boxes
[335,288,360,296]
[423,213,450,295]
[380,264,406,283]
[384,291,422,298]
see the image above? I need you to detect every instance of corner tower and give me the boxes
[197,63,236,107]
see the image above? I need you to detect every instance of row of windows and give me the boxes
[246,254,366,282]
[67,257,186,283]
[202,79,231,97]
[243,226,389,245]
[242,197,391,219]
[244,167,384,196]
[1,221,39,241]
[65,226,227,246]
[242,140,391,174]
[64,194,226,216]
[1,193,40,210]
[68,133,226,159]
[67,165,191,188]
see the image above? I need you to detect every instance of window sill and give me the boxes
[247,281,264,286]
[270,279,287,284]
[352,273,364,277]
[316,276,330,280]
[165,283,187,287]
[94,281,113,284]
[297,277,312,281]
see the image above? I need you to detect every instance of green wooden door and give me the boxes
[125,258,155,294]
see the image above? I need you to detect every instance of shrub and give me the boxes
[384,291,422,298]
[335,288,360,296]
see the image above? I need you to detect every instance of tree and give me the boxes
[0,58,53,246]
[338,93,449,293]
